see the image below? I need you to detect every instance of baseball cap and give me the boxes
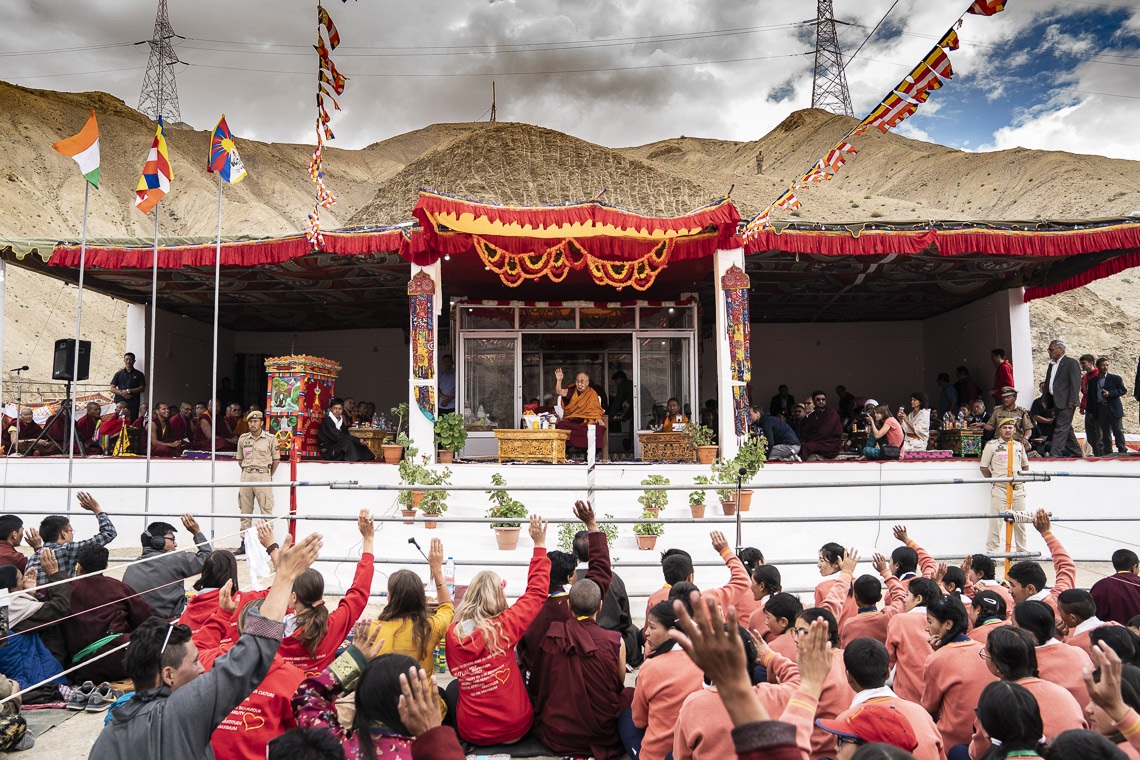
[816,703,918,751]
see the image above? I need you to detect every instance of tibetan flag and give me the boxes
[968,0,1005,15]
[939,29,961,51]
[134,118,172,214]
[318,5,340,50]
[207,115,247,184]
[52,110,100,188]
[906,60,948,100]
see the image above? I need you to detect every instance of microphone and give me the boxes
[407,537,429,562]
[9,366,28,372]
[738,467,747,478]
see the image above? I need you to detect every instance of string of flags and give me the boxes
[305,2,348,246]
[742,0,1009,239]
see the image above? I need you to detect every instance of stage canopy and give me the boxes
[2,193,1138,329]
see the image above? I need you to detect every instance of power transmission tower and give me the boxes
[489,81,497,123]
[809,0,854,118]
[138,0,182,123]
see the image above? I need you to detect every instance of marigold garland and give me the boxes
[474,236,673,291]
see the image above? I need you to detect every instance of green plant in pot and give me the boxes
[633,510,664,550]
[382,403,411,464]
[636,474,670,517]
[486,473,527,550]
[557,515,619,552]
[434,412,468,464]
[398,445,451,527]
[689,475,711,518]
[711,433,767,513]
[683,423,719,464]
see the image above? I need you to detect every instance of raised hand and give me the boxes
[1084,643,1129,723]
[573,499,597,531]
[40,548,59,576]
[398,666,443,737]
[351,619,385,660]
[77,492,102,514]
[839,548,859,575]
[796,618,833,698]
[710,531,729,554]
[218,579,237,614]
[892,525,910,544]
[24,528,41,550]
[528,514,548,548]
[554,368,564,382]
[1032,509,1051,534]
[256,520,276,549]
[275,533,322,581]
[181,514,201,535]
[934,562,949,584]
[428,538,444,569]
[19,567,37,590]
[357,509,375,540]
[749,628,772,659]
[871,552,890,577]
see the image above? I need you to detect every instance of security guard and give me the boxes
[235,410,280,552]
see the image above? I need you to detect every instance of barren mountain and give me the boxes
[0,82,1137,426]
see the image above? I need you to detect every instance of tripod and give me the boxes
[6,366,27,456]
[22,381,73,457]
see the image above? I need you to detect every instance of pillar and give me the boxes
[126,303,147,370]
[713,247,748,460]
[1006,288,1034,399]
[0,260,6,401]
[408,261,442,463]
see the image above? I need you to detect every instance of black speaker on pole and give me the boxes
[52,338,91,382]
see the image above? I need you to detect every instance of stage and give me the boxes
[1,455,1135,601]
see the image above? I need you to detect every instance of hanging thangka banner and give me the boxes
[721,264,751,437]
[304,3,347,245]
[408,270,437,422]
[741,0,1007,239]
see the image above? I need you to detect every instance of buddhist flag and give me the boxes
[134,118,172,214]
[774,188,801,211]
[208,115,247,184]
[318,5,340,49]
[52,110,100,188]
[968,0,1005,15]
[939,29,961,51]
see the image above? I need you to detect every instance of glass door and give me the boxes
[635,335,695,431]
[459,334,519,430]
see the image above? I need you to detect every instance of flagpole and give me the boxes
[67,181,90,498]
[210,173,222,518]
[145,206,158,514]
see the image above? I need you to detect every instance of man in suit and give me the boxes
[1045,339,1083,457]
[1092,356,1128,454]
[1079,353,1103,456]
[769,384,794,419]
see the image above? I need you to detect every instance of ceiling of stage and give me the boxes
[3,217,1139,330]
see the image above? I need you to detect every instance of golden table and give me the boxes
[494,428,570,463]
[349,428,392,460]
[638,431,697,462]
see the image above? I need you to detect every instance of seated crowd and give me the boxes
[3,494,1140,758]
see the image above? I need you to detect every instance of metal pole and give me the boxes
[735,466,744,551]
[210,174,222,516]
[66,181,90,493]
[289,436,299,543]
[145,208,158,513]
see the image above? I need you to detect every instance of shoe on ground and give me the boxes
[85,682,123,713]
[12,731,35,751]
[67,680,95,711]
[234,545,247,556]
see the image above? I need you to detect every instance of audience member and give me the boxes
[962,553,1014,619]
[885,577,941,702]
[1013,599,1093,709]
[816,542,857,627]
[180,548,243,630]
[863,405,903,460]
[972,680,1047,759]
[572,527,642,667]
[979,417,1031,553]
[0,514,37,572]
[799,391,843,460]
[0,551,69,697]
[1006,510,1076,617]
[969,591,1010,645]
[899,392,931,454]
[674,625,760,760]
[75,401,106,454]
[1092,550,1140,625]
[317,398,375,461]
[1029,381,1055,456]
[28,492,117,584]
[747,563,782,642]
[750,406,801,461]
[1083,643,1140,757]
[148,402,187,457]
[991,349,1015,402]
[837,553,907,648]
[122,514,212,620]
[771,385,795,419]
[373,537,454,678]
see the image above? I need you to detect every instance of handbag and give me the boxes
[880,445,901,460]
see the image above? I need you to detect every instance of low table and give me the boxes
[638,431,697,462]
[349,428,392,460]
[494,428,571,463]
[934,428,984,457]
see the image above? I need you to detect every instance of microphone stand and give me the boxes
[735,466,745,553]
[9,366,26,456]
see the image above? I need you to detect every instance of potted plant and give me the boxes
[633,511,664,550]
[684,423,719,464]
[398,445,451,528]
[434,412,468,464]
[557,515,620,552]
[485,473,527,550]
[636,474,669,517]
[711,433,767,512]
[382,403,410,464]
[689,475,711,518]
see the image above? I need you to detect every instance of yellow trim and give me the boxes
[425,209,703,240]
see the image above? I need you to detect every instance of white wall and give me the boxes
[922,291,1019,408]
[148,308,236,403]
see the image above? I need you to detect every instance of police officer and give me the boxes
[235,410,280,553]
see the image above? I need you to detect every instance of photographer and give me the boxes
[862,404,903,460]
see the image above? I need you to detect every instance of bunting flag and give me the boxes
[305,3,346,245]
[52,109,100,188]
[317,5,340,49]
[134,118,172,215]
[741,0,1007,239]
[207,115,248,184]
[319,69,346,96]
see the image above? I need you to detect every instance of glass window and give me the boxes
[638,336,692,429]
[462,337,517,428]
[580,307,636,329]
[462,307,515,330]
[518,307,575,329]
[639,306,693,329]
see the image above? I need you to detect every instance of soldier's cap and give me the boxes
[997,416,1018,427]
[1001,386,1018,396]
[246,411,264,421]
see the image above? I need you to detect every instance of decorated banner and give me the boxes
[742,0,1008,239]
[475,236,674,291]
[208,115,248,184]
[305,3,346,245]
[408,270,437,422]
[721,264,752,436]
[264,355,341,457]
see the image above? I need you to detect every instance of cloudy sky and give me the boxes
[3,0,1138,158]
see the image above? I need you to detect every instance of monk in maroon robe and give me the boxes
[3,408,57,455]
[75,402,105,454]
[215,403,246,452]
[149,403,186,458]
[553,368,606,452]
[798,390,844,460]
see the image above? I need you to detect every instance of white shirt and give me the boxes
[330,414,343,430]
[1028,588,1050,603]
[851,685,898,708]
[1048,357,1060,395]
[1073,616,1105,636]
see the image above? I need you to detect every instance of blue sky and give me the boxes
[0,0,1137,158]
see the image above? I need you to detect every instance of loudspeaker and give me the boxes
[52,338,91,382]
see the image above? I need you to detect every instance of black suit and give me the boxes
[769,393,795,419]
[1046,353,1082,457]
[1093,371,1128,454]
[316,414,375,461]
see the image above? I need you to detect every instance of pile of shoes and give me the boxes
[67,680,125,713]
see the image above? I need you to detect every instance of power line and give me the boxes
[0,41,138,57]
[2,66,144,80]
[841,0,902,72]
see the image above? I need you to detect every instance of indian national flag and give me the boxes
[52,110,100,188]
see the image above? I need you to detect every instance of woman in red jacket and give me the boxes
[276,510,375,671]
[445,514,549,745]
[179,550,242,630]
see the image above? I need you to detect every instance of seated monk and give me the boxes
[661,397,690,432]
[38,408,77,455]
[216,403,247,451]
[98,402,133,439]
[75,402,105,455]
[4,408,59,456]
[186,401,213,451]
[150,403,186,458]
[168,401,194,441]
[554,368,605,454]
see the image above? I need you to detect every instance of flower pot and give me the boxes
[437,449,455,464]
[382,444,404,464]
[411,490,425,509]
[636,535,659,550]
[401,509,417,525]
[689,503,706,519]
[424,517,439,529]
[493,527,521,550]
[643,507,661,517]
[697,445,719,465]
[738,489,753,512]
[721,500,737,516]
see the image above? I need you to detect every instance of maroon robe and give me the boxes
[188,412,213,451]
[63,574,151,683]
[214,414,242,452]
[1090,572,1140,625]
[76,413,104,453]
[799,406,844,459]
[150,417,184,458]
[169,412,193,442]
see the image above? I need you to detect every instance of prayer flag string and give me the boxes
[305,2,347,246]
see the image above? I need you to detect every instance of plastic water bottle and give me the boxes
[957,410,966,429]
[444,557,456,597]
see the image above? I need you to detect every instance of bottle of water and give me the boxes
[444,557,456,596]
[957,410,965,429]
[372,412,380,428]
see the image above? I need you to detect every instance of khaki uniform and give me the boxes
[236,430,280,532]
[980,436,1030,553]
[992,404,1032,442]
